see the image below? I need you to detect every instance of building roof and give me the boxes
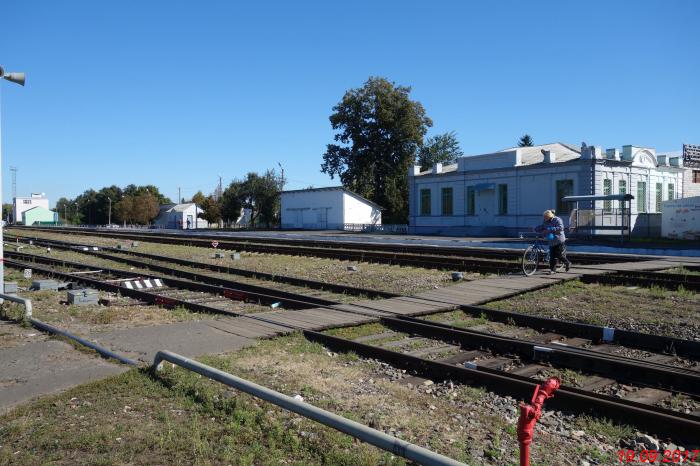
[159,203,199,214]
[281,186,383,210]
[499,142,582,165]
[414,142,582,176]
[22,206,54,214]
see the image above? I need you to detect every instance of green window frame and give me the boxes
[466,187,475,216]
[668,183,674,201]
[618,180,627,209]
[497,184,508,215]
[555,180,574,215]
[603,179,612,213]
[637,181,647,213]
[441,187,453,216]
[655,183,662,213]
[420,189,431,216]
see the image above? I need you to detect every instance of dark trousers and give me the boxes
[549,243,571,271]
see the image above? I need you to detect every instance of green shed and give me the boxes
[22,206,59,225]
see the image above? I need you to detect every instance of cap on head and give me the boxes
[543,210,555,219]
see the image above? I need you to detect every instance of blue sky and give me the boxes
[1,0,698,206]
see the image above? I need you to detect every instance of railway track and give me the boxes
[15,234,699,297]
[5,250,341,312]
[580,269,700,292]
[15,226,639,270]
[8,234,397,299]
[305,314,700,441]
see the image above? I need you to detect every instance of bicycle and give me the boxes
[522,236,566,276]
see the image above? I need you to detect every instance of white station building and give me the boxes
[281,187,382,230]
[408,143,687,237]
[13,193,50,224]
[153,203,209,229]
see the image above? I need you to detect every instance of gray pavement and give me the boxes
[0,319,255,413]
[88,320,255,363]
[0,338,127,413]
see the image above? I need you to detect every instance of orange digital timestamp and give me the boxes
[618,449,699,463]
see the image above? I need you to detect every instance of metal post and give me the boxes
[108,197,112,225]
[152,350,466,466]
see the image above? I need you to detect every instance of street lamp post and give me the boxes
[108,197,112,225]
[0,66,26,298]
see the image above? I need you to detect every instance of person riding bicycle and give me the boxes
[534,210,571,273]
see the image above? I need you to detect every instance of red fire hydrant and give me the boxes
[516,377,560,466]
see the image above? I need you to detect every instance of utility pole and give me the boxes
[0,65,26,298]
[108,197,112,225]
[218,176,222,201]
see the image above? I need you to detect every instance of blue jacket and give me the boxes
[535,216,566,244]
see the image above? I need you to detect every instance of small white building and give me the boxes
[154,203,208,229]
[13,193,49,224]
[408,142,686,237]
[281,187,382,230]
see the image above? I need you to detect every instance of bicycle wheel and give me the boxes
[522,246,539,276]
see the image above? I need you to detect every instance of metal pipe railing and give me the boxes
[0,292,33,317]
[0,292,138,366]
[152,350,466,466]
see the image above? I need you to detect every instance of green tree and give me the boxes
[55,197,80,224]
[321,77,432,223]
[198,195,222,226]
[114,194,159,225]
[417,131,464,171]
[123,184,172,205]
[2,203,12,223]
[518,134,534,147]
[221,170,281,227]
[190,191,207,206]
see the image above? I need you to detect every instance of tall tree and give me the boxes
[417,131,464,171]
[55,197,80,224]
[321,77,432,223]
[198,195,222,225]
[2,203,12,223]
[518,134,534,147]
[114,193,159,225]
[221,170,281,227]
[190,191,206,206]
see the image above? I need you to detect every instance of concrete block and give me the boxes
[31,280,59,291]
[231,252,241,260]
[211,252,225,259]
[67,289,99,306]
[4,282,18,294]
[347,265,358,272]
[451,272,464,282]
[116,244,129,250]
[131,241,139,247]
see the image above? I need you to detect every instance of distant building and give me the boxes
[408,142,686,237]
[280,187,382,230]
[154,203,208,229]
[21,206,59,225]
[662,195,700,240]
[13,193,49,224]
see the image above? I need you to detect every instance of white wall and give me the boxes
[343,192,381,225]
[281,190,344,229]
[13,197,49,224]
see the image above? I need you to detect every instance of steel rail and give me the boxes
[403,305,700,360]
[5,250,338,309]
[152,350,466,466]
[15,226,641,264]
[304,330,700,442]
[9,234,398,299]
[379,316,700,397]
[579,272,700,292]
